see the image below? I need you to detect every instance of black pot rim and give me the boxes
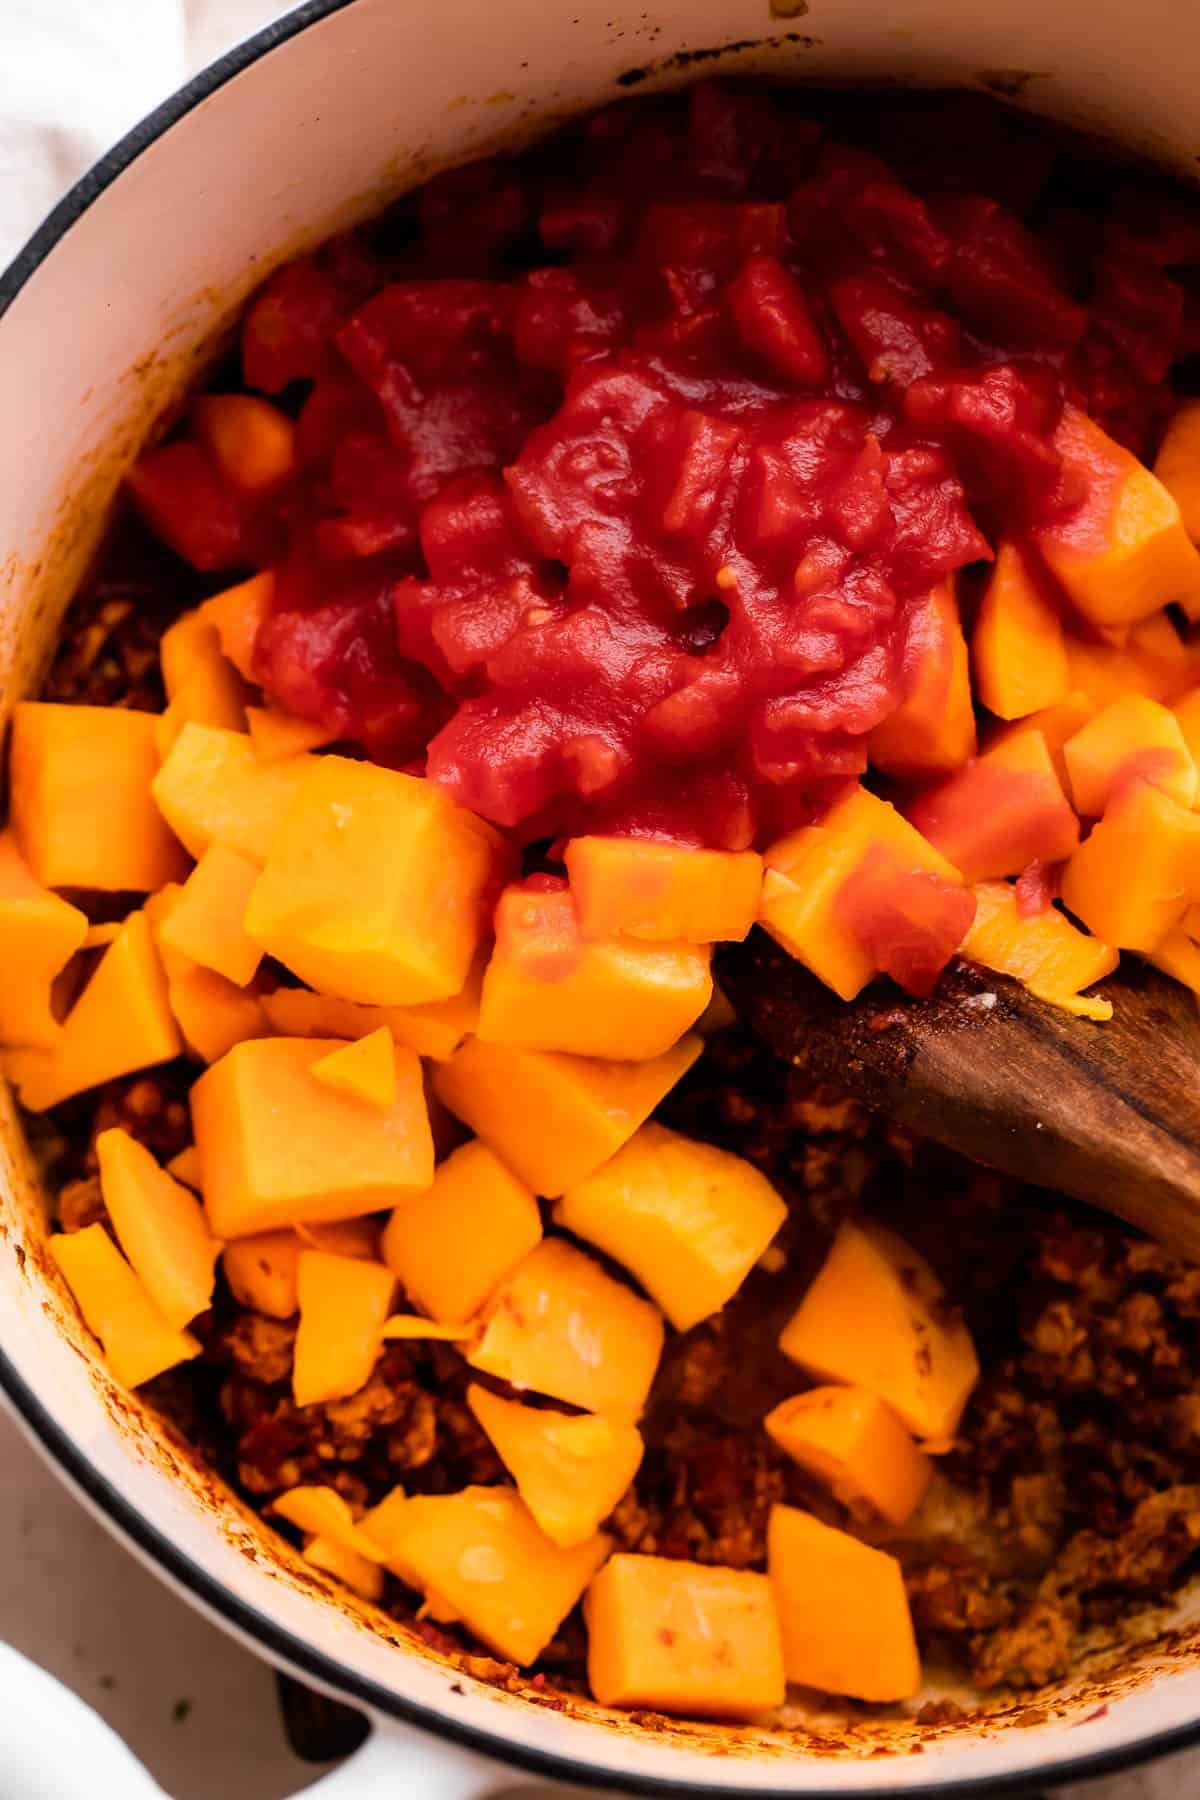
[2,2,1200,1790]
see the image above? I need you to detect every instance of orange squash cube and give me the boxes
[432,1034,703,1197]
[193,394,296,496]
[868,578,976,776]
[1149,925,1200,994]
[0,833,87,1048]
[154,628,249,758]
[246,706,338,761]
[246,756,512,1006]
[1034,404,1200,626]
[381,1139,541,1324]
[1153,396,1200,570]
[191,1036,433,1237]
[764,1388,932,1527]
[1063,632,1191,710]
[222,1217,379,1319]
[1060,780,1200,951]
[272,1486,388,1564]
[987,691,1098,791]
[1173,687,1200,768]
[779,1218,979,1442]
[564,838,762,943]
[759,786,961,1001]
[11,702,187,892]
[478,882,711,1061]
[152,723,313,863]
[311,1028,397,1111]
[302,1536,386,1602]
[585,1555,785,1718]
[467,1386,643,1549]
[158,842,262,986]
[50,1225,200,1390]
[1063,694,1197,816]
[375,1486,610,1666]
[468,1239,664,1419]
[962,880,1117,1020]
[971,542,1069,720]
[96,1128,220,1330]
[906,731,1079,884]
[167,1146,203,1189]
[768,1504,920,1701]
[168,964,269,1064]
[261,959,482,1063]
[18,912,182,1112]
[199,571,274,681]
[159,610,219,700]
[292,1250,394,1406]
[556,1123,785,1331]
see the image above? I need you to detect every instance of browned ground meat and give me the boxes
[32,555,1200,1700]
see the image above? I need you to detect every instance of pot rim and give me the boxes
[2,3,1199,1791]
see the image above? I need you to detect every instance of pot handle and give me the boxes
[302,1715,609,1799]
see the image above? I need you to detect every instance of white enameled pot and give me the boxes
[4,1,1200,1792]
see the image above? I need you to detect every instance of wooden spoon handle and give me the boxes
[718,935,1200,1261]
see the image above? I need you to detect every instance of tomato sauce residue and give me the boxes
[133,86,1200,849]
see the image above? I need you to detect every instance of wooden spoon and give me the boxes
[717,933,1200,1261]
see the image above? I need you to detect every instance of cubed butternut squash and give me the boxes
[971,542,1070,720]
[381,1140,541,1323]
[477,882,711,1061]
[292,1250,395,1406]
[11,702,187,892]
[246,756,512,1006]
[868,578,976,777]
[768,1504,920,1701]
[987,690,1098,791]
[1175,687,1200,768]
[585,1555,785,1718]
[152,723,313,864]
[564,838,762,943]
[1153,397,1200,563]
[764,1388,932,1527]
[311,1028,397,1111]
[373,1486,610,1666]
[199,571,274,681]
[759,786,961,1001]
[159,611,219,700]
[1149,925,1200,995]
[432,1034,703,1197]
[467,1385,643,1549]
[1063,695,1197,816]
[271,1486,388,1563]
[167,1145,203,1189]
[906,731,1080,885]
[18,912,182,1112]
[1060,780,1200,951]
[381,1316,474,1341]
[962,880,1117,1020]
[556,1123,785,1331]
[222,1217,380,1319]
[302,1535,386,1602]
[468,1239,664,1419]
[260,959,482,1062]
[246,706,338,761]
[96,1128,220,1330]
[779,1218,979,1442]
[1034,404,1200,626]
[50,1224,200,1389]
[154,632,249,758]
[0,833,87,1047]
[1064,632,1190,709]
[168,963,270,1065]
[158,842,262,986]
[193,394,296,496]
[191,1036,433,1237]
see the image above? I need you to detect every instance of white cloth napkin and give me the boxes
[0,0,290,267]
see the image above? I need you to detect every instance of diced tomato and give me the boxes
[126,439,252,572]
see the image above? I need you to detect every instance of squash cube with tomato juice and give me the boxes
[758,785,963,1001]
[868,577,976,778]
[468,1239,664,1419]
[906,730,1079,884]
[837,844,976,998]
[585,1554,785,1718]
[50,1225,200,1391]
[477,882,711,1061]
[764,1388,932,1528]
[1033,404,1200,627]
[373,1486,610,1667]
[292,1250,395,1406]
[190,1036,433,1238]
[0,832,87,1048]
[11,702,188,893]
[1062,694,1197,816]
[564,837,762,943]
[556,1123,784,1331]
[986,691,1097,791]
[246,757,512,1006]
[96,1128,220,1331]
[1060,779,1200,951]
[1154,397,1200,566]
[152,724,315,864]
[962,881,1117,1020]
[192,394,296,498]
[199,572,275,682]
[381,1139,542,1323]
[779,1217,979,1443]
[971,541,1070,720]
[467,1386,643,1550]
[768,1505,920,1702]
[432,1033,703,1197]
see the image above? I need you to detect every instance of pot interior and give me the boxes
[4,0,1200,1787]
